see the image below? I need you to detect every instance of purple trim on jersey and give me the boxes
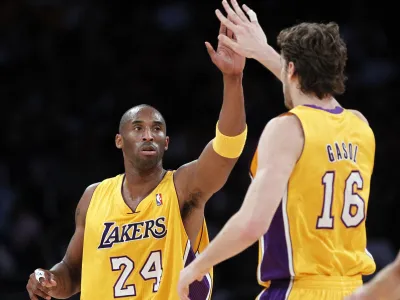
[259,280,291,300]
[259,203,291,281]
[304,104,344,114]
[185,249,211,300]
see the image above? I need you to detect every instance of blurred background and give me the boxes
[0,0,399,299]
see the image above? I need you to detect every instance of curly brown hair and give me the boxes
[277,22,348,99]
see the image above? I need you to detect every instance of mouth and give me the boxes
[139,145,157,156]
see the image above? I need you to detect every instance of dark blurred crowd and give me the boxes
[0,0,399,299]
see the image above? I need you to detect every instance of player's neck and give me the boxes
[293,92,339,109]
[124,164,165,188]
[122,165,166,201]
[122,165,166,205]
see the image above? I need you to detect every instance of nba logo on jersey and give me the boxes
[155,193,163,206]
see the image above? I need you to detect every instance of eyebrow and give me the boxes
[131,120,164,126]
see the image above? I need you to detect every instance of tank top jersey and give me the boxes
[249,105,376,287]
[80,171,213,299]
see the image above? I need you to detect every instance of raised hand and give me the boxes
[27,268,58,300]
[215,0,268,60]
[205,19,246,76]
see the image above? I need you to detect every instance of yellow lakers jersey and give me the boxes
[81,171,213,300]
[250,105,376,287]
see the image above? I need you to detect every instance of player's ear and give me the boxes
[164,136,169,151]
[115,134,123,149]
[287,61,296,79]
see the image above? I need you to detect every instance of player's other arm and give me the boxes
[26,183,98,300]
[174,74,246,204]
[174,26,247,207]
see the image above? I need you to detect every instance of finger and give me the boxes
[34,288,51,300]
[27,282,39,300]
[28,290,39,300]
[30,271,55,292]
[205,42,216,61]
[31,284,51,300]
[222,0,244,26]
[36,271,56,288]
[178,286,189,300]
[182,286,190,300]
[227,16,234,39]
[215,9,238,34]
[49,273,57,287]
[242,4,258,23]
[219,21,227,36]
[196,274,205,282]
[231,0,249,22]
[32,282,50,295]
[218,34,240,52]
[34,268,51,287]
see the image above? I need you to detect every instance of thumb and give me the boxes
[205,42,216,60]
[196,274,205,282]
[49,273,57,286]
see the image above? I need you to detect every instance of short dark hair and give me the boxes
[119,104,166,132]
[277,22,348,99]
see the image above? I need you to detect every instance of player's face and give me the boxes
[117,107,169,172]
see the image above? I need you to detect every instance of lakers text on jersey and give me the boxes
[80,171,213,300]
[250,105,376,300]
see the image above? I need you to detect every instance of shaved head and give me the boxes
[119,104,166,133]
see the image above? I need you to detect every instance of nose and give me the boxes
[142,128,154,142]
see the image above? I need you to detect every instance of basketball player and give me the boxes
[26,22,247,300]
[178,1,376,299]
[345,251,400,300]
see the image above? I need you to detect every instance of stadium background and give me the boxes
[0,0,398,299]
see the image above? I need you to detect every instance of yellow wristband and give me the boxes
[212,121,247,159]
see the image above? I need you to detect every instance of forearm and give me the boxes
[218,74,246,135]
[191,212,257,273]
[49,261,80,299]
[255,45,282,81]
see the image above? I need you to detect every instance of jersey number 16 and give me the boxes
[317,171,366,229]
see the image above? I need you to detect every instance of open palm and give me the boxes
[206,23,246,76]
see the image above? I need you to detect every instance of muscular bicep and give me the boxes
[191,140,238,193]
[174,141,239,209]
[173,143,239,246]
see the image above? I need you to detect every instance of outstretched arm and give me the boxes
[177,115,304,299]
[216,0,282,81]
[174,22,247,208]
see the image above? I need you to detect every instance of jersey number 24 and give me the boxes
[110,250,162,297]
